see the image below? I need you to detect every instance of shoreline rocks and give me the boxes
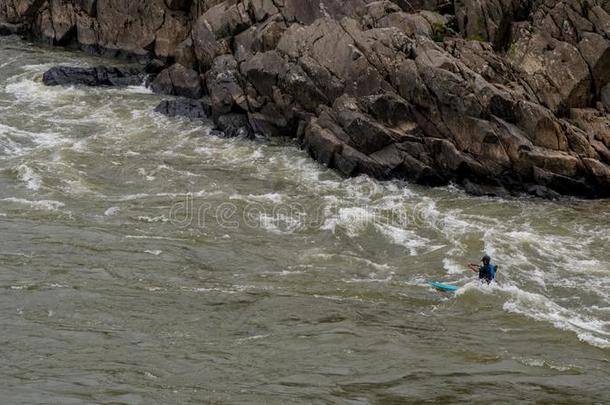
[154,97,213,121]
[42,66,147,87]
[9,0,610,198]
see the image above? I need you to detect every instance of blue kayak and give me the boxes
[429,281,460,292]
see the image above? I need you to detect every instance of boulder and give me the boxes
[154,97,212,120]
[42,65,146,87]
[150,63,203,99]
[240,50,288,97]
[216,113,255,138]
[205,55,247,114]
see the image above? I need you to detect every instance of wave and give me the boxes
[456,282,610,349]
[0,197,65,211]
[0,123,67,157]
[5,78,87,105]
[16,164,42,190]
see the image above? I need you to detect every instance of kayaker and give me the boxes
[468,254,497,284]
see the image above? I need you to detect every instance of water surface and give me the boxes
[1,37,609,403]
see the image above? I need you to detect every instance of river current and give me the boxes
[1,37,609,403]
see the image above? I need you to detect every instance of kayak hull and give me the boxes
[429,282,460,292]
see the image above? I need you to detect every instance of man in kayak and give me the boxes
[468,254,497,284]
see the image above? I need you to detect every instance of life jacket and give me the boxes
[479,263,497,283]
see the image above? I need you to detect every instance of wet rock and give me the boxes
[143,58,166,75]
[150,63,203,99]
[205,55,247,114]
[42,65,146,87]
[248,110,292,137]
[0,22,24,35]
[154,97,212,121]
[216,113,255,138]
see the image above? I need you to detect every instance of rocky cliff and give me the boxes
[2,0,610,198]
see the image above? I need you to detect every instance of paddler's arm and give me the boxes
[467,263,479,272]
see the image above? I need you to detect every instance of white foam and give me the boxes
[344,273,394,283]
[0,123,66,157]
[247,193,284,203]
[137,215,169,223]
[61,179,94,196]
[499,284,610,349]
[16,164,41,190]
[123,85,153,94]
[104,207,120,216]
[258,212,303,234]
[235,334,270,344]
[5,78,86,105]
[322,206,375,237]
[375,223,429,256]
[261,269,305,276]
[0,133,27,156]
[347,256,392,272]
[114,190,210,202]
[124,235,184,241]
[514,357,574,372]
[1,197,65,211]
[443,258,468,275]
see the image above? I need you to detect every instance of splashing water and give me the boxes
[0,37,609,403]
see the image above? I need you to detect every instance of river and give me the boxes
[1,36,609,403]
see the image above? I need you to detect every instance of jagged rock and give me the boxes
[150,63,203,99]
[233,17,287,62]
[175,38,197,69]
[216,113,255,138]
[154,97,212,120]
[42,65,146,87]
[241,50,288,97]
[191,18,221,71]
[8,0,610,198]
[205,55,247,114]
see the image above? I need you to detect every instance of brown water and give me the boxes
[1,37,609,404]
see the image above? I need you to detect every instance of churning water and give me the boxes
[1,37,609,403]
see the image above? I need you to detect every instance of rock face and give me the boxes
[5,0,610,198]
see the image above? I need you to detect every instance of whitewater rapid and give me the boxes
[1,37,608,403]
